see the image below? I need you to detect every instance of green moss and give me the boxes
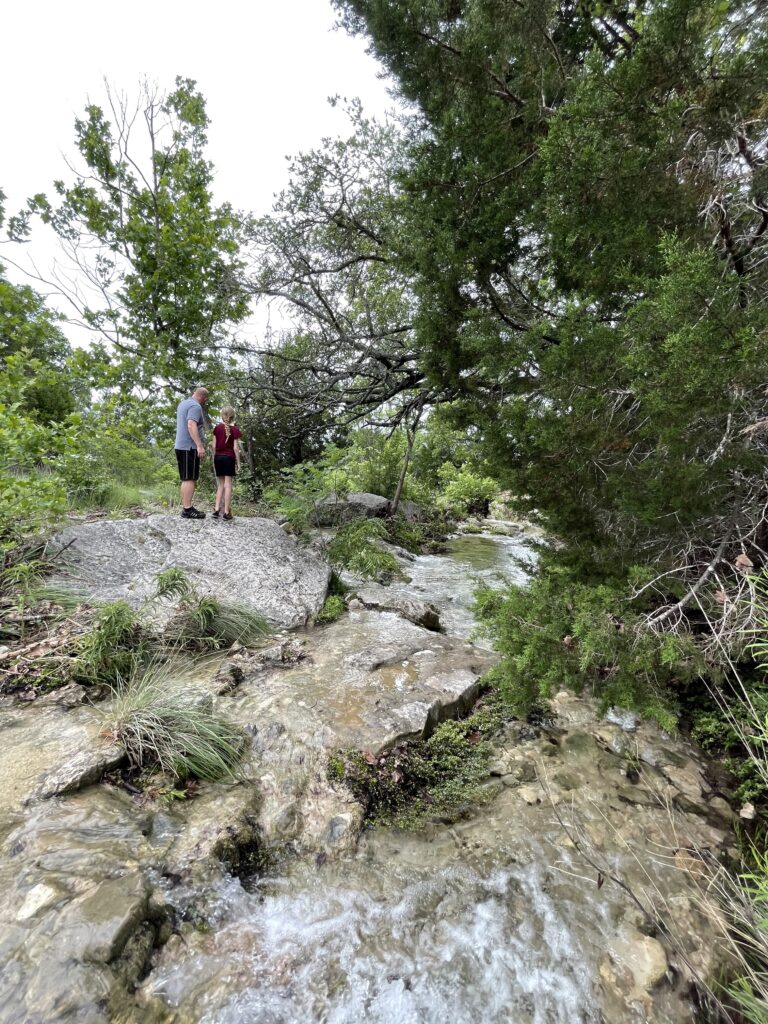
[316,594,346,625]
[330,689,507,828]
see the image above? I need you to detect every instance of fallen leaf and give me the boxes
[363,751,377,765]
[735,553,754,571]
[714,590,728,605]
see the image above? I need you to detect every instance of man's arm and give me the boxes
[188,419,205,458]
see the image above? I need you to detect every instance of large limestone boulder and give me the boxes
[50,515,330,629]
[312,491,391,526]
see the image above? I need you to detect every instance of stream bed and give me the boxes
[136,530,726,1024]
[0,526,732,1023]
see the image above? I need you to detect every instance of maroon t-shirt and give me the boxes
[213,423,242,457]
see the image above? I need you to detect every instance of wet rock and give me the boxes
[560,731,596,755]
[605,707,640,732]
[662,761,707,801]
[53,873,150,964]
[708,796,735,822]
[15,882,61,921]
[553,770,582,792]
[33,742,127,801]
[36,682,90,707]
[353,585,442,632]
[611,928,669,992]
[50,515,330,629]
[399,500,423,522]
[516,784,545,805]
[616,786,659,808]
[164,784,263,876]
[213,639,307,693]
[312,492,391,526]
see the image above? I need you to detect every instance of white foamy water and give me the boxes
[148,853,603,1024]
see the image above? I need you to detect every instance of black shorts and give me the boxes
[176,448,200,482]
[214,454,237,477]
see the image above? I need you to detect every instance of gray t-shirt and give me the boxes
[175,397,205,450]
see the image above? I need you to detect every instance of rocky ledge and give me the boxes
[49,514,331,628]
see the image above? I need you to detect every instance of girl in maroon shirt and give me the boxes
[212,406,242,520]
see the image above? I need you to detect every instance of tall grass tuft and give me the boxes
[107,660,245,781]
[169,594,271,650]
[154,567,271,650]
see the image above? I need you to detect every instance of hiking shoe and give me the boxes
[212,508,221,519]
[181,506,206,520]
[223,512,233,521]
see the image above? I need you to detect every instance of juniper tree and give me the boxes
[335,0,768,710]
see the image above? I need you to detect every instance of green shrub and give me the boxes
[473,567,702,732]
[106,660,245,781]
[327,519,400,579]
[74,600,148,685]
[436,463,499,517]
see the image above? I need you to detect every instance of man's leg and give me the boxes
[181,479,195,509]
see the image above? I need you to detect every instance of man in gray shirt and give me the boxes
[175,386,209,519]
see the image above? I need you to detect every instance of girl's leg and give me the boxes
[214,476,224,513]
[223,476,233,515]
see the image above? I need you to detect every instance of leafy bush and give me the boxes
[340,428,408,498]
[436,463,498,517]
[106,660,244,781]
[327,519,400,579]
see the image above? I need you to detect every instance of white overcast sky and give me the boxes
[0,0,395,342]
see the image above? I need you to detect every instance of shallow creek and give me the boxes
[0,529,732,1023]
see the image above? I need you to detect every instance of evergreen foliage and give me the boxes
[332,0,768,719]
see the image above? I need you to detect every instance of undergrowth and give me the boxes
[73,600,149,685]
[156,567,271,650]
[329,691,506,828]
[327,519,400,580]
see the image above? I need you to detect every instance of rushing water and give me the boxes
[138,531,704,1024]
[388,532,535,642]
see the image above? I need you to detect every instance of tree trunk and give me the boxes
[390,407,423,515]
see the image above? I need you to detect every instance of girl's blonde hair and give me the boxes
[220,406,236,444]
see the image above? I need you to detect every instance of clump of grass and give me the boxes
[154,567,271,650]
[29,583,86,616]
[107,660,245,781]
[154,566,194,602]
[169,594,271,650]
[327,519,400,580]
